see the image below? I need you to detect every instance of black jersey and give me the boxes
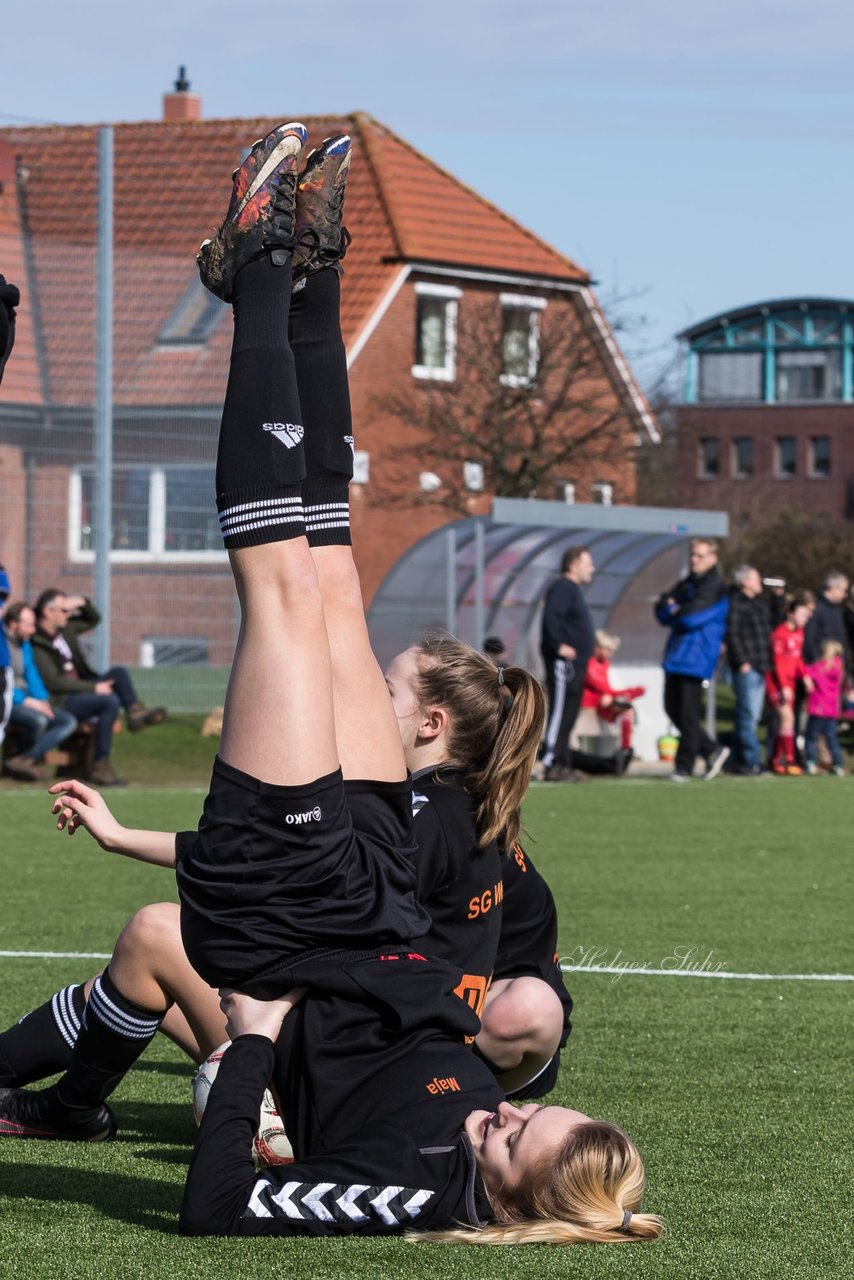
[411,767,503,1027]
[494,845,573,1049]
[181,952,504,1237]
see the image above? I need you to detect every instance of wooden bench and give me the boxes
[2,717,121,779]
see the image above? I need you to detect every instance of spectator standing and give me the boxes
[539,546,596,782]
[0,566,12,748]
[3,603,79,781]
[803,571,850,667]
[804,640,846,776]
[655,538,730,782]
[726,566,772,775]
[766,592,814,775]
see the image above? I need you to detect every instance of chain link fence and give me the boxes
[1,127,238,713]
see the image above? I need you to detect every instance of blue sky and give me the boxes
[4,0,853,388]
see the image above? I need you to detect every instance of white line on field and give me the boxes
[0,952,849,981]
[560,964,854,982]
[0,950,112,959]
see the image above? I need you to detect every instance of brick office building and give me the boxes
[0,84,656,673]
[674,297,854,524]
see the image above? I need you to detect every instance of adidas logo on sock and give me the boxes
[263,422,304,448]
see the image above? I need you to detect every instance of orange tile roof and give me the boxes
[0,113,588,409]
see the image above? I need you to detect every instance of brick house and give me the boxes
[674,297,854,525]
[0,87,656,672]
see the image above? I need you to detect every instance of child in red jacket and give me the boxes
[582,631,645,752]
[765,592,814,775]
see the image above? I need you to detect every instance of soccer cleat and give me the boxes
[291,134,352,283]
[786,764,803,776]
[771,758,788,776]
[198,122,307,302]
[0,1087,116,1141]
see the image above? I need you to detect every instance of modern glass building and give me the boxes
[675,298,854,521]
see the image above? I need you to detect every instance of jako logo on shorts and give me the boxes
[285,807,323,825]
[263,422,304,448]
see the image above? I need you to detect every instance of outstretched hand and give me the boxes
[219,987,307,1044]
[49,779,123,849]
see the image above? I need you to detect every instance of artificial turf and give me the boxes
[0,777,850,1279]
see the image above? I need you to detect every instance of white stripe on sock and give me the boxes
[218,496,303,518]
[88,978,161,1040]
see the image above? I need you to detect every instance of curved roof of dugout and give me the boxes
[367,500,729,671]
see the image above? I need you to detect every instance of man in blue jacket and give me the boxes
[3,602,78,781]
[655,539,730,781]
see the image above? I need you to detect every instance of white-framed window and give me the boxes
[463,461,485,492]
[561,482,576,504]
[592,481,613,506]
[500,293,546,386]
[69,465,226,563]
[412,283,461,382]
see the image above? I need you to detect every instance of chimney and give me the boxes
[163,66,201,122]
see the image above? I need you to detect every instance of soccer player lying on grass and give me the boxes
[0,123,662,1243]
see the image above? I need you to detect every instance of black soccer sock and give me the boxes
[0,983,85,1087]
[47,970,163,1114]
[216,255,307,549]
[289,270,352,546]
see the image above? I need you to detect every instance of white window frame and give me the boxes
[412,283,461,382]
[68,465,228,565]
[592,481,613,506]
[499,293,547,387]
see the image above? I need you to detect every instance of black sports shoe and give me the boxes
[198,122,307,303]
[292,134,352,283]
[0,1086,116,1141]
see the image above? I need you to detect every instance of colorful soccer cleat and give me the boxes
[198,122,307,302]
[0,1086,116,1141]
[291,134,352,283]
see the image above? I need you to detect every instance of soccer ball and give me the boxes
[252,1088,294,1167]
[191,1042,294,1167]
[191,1041,230,1125]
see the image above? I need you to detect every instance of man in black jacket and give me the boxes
[804,571,850,666]
[539,546,595,781]
[726,565,771,775]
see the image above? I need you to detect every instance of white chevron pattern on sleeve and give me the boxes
[336,1185,371,1221]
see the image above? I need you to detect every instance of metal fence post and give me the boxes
[474,519,485,651]
[445,524,457,635]
[93,125,114,672]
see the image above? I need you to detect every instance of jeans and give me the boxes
[733,668,766,768]
[101,666,138,711]
[63,692,120,761]
[804,716,843,769]
[9,704,79,761]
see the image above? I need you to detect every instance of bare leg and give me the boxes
[478,977,565,1093]
[108,903,226,1058]
[311,546,407,781]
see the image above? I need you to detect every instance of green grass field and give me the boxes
[0,774,851,1279]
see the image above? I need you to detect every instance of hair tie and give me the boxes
[620,1209,633,1231]
[497,667,505,687]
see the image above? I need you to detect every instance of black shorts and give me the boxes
[177,756,431,998]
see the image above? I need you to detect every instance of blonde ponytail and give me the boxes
[410,1120,665,1246]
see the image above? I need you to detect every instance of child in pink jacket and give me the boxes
[803,640,846,776]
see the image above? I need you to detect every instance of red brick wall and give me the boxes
[675,402,854,522]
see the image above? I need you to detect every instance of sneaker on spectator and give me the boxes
[703,745,730,781]
[833,765,846,777]
[88,759,127,788]
[2,754,48,782]
[805,762,818,776]
[669,772,690,783]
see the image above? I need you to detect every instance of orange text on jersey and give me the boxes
[467,879,504,920]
